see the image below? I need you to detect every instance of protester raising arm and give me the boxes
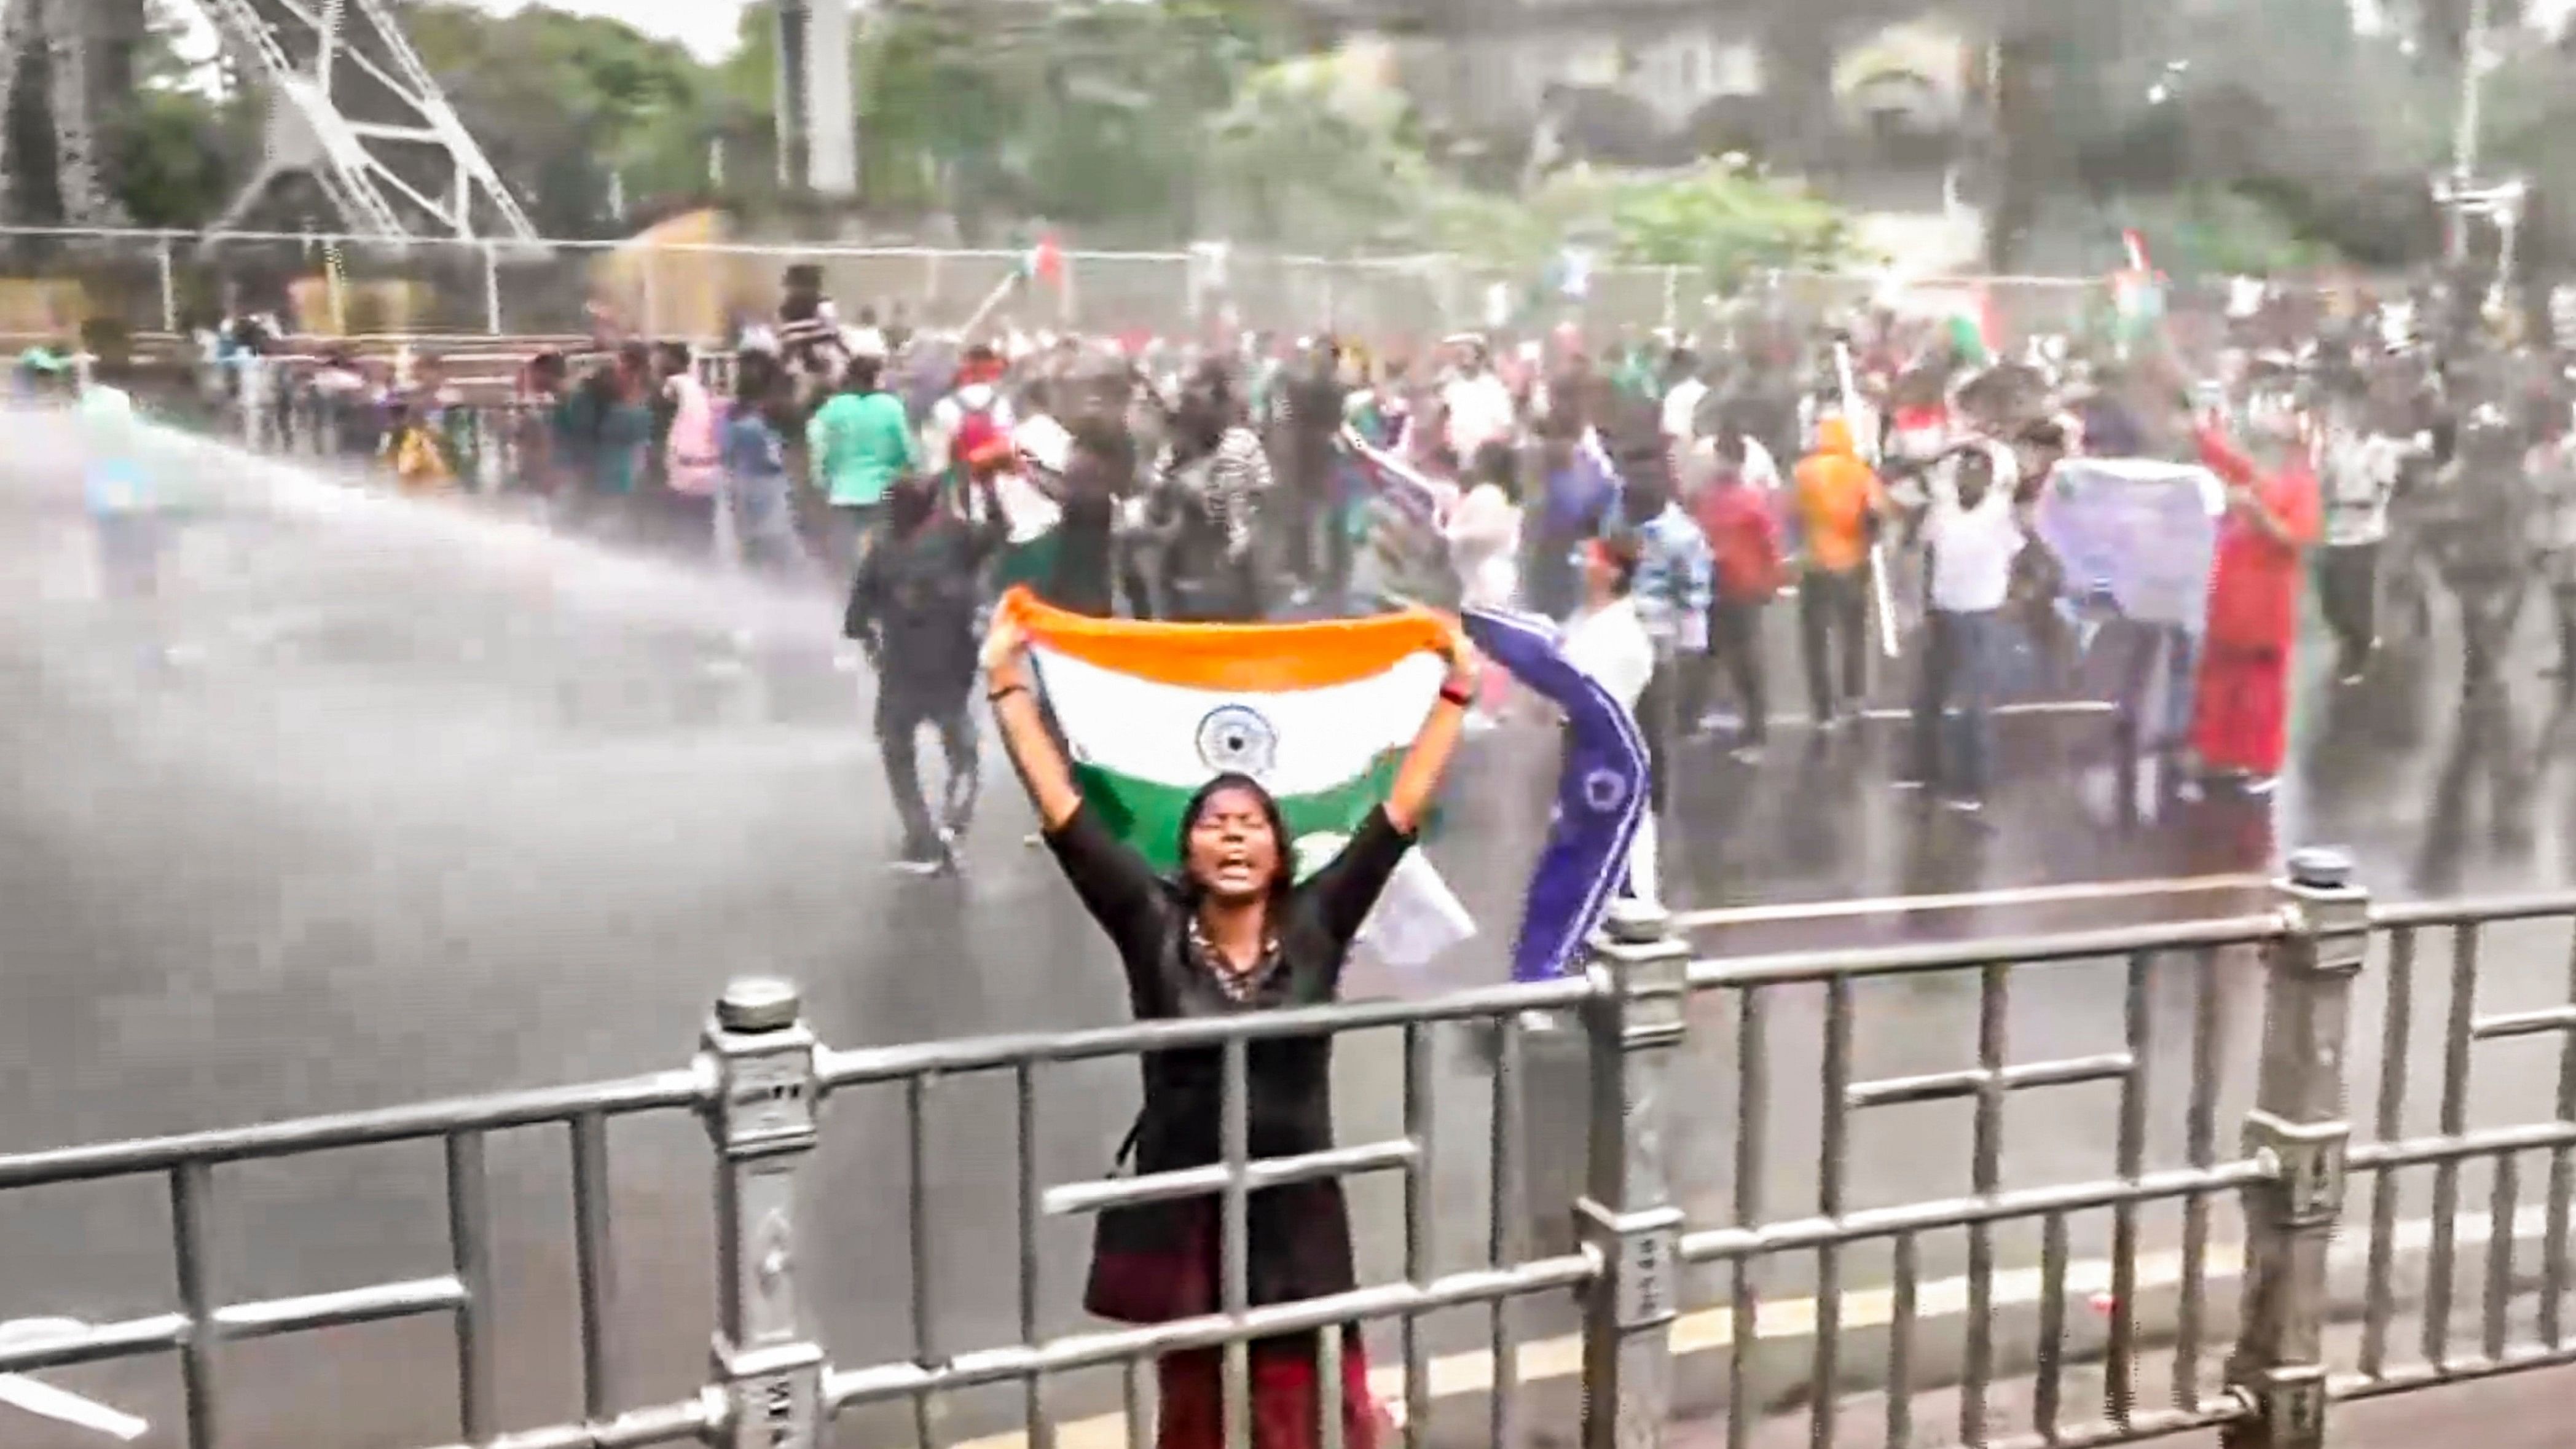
[2195,422,2313,550]
[1383,629,1480,834]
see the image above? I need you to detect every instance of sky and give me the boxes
[452,0,755,63]
[171,0,758,68]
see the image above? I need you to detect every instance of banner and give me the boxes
[2032,457,2225,632]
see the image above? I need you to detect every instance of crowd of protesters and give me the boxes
[62,261,2576,867]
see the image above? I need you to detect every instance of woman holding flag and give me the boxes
[979,605,1479,1449]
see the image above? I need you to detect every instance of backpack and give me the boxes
[952,399,1008,475]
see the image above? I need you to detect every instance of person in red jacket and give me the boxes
[2191,412,2321,795]
[1692,433,1786,757]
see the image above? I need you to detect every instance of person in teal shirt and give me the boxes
[806,354,918,568]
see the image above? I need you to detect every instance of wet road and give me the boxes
[1,421,2571,1447]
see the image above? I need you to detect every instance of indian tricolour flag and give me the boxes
[1002,588,1451,876]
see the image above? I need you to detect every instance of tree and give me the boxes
[108,0,257,228]
[849,0,1271,238]
[402,2,742,235]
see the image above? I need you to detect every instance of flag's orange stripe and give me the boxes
[1000,588,1453,692]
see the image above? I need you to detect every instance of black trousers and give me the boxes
[2450,575,2527,704]
[2315,543,2380,674]
[1704,597,1769,744]
[1634,655,1676,815]
[877,681,979,857]
[2553,584,2576,697]
[1797,566,1871,721]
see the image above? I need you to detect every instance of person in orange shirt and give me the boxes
[1793,414,1888,729]
[2191,413,2321,793]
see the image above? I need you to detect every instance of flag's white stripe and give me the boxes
[1034,647,1442,795]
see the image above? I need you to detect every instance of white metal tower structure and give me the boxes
[194,0,539,242]
[0,0,139,227]
[773,0,860,200]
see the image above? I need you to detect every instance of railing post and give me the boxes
[643,247,664,343]
[156,234,178,336]
[1577,898,1690,1449]
[703,978,826,1449]
[2224,847,2369,1449]
[482,241,502,337]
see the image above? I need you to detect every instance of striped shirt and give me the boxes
[776,301,841,362]
[1158,426,1272,559]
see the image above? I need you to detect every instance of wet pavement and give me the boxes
[0,420,2572,1447]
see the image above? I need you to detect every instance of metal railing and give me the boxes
[0,852,2570,1448]
[0,224,2115,347]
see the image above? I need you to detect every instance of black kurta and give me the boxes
[1043,801,1414,1321]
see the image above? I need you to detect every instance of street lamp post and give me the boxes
[2443,0,2495,268]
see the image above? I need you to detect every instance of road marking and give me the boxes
[1672,873,2266,931]
[949,1203,2554,1449]
[0,1321,148,1440]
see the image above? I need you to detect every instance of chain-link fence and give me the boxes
[0,224,2126,353]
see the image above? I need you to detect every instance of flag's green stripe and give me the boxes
[1071,753,1403,876]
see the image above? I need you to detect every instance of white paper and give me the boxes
[1292,835,1476,973]
[1357,851,1478,972]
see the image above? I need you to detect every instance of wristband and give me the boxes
[988,683,1032,706]
[1437,681,1475,709]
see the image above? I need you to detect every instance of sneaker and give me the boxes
[1891,776,1928,791]
[1816,714,1847,736]
[1729,742,1765,764]
[1941,796,1985,815]
[890,839,948,875]
[2241,774,2280,798]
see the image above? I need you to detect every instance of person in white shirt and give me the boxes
[1443,443,1524,731]
[1659,347,1708,450]
[1440,336,1517,463]
[841,304,889,363]
[1445,441,1525,613]
[2312,377,2427,683]
[1561,536,1662,908]
[1906,439,2023,812]
[1681,407,1783,501]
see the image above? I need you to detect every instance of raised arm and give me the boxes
[1382,628,1481,835]
[980,615,1083,830]
[981,613,1169,975]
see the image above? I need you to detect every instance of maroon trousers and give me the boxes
[1153,1329,1383,1449]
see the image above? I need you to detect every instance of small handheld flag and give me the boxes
[1022,234,1066,288]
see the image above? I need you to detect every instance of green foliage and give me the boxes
[2121,187,2331,277]
[103,3,256,228]
[402,1,751,234]
[853,0,1270,236]
[107,0,1858,277]
[1199,66,1856,277]
[1587,164,1854,281]
[111,91,243,229]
